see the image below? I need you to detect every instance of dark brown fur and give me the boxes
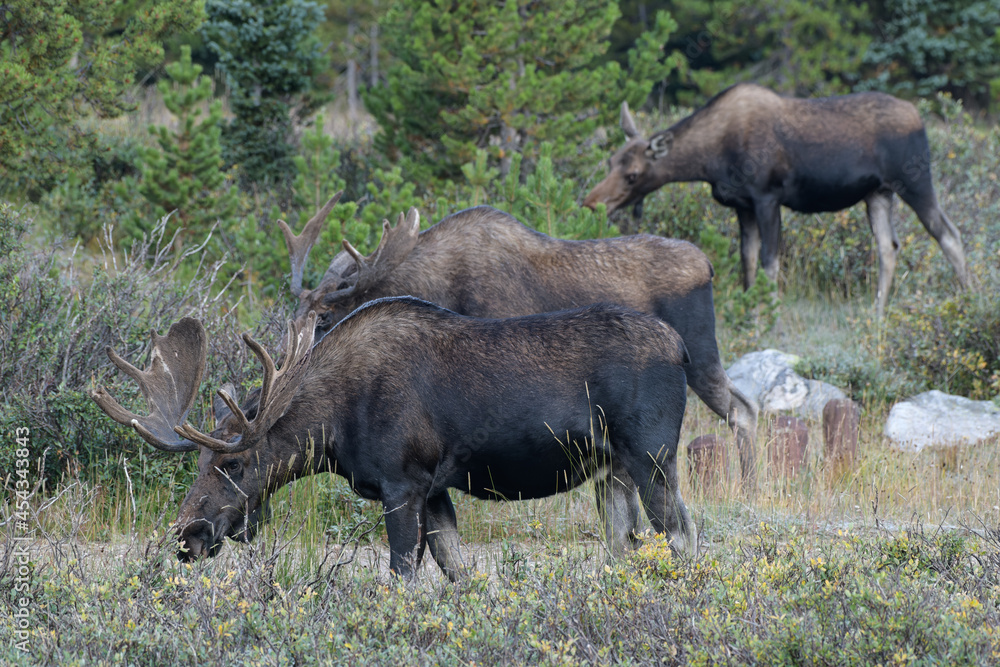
[172,298,696,579]
[584,84,970,317]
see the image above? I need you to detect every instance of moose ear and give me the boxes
[646,131,673,159]
[620,101,639,139]
[213,382,238,425]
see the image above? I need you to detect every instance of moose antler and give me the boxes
[278,192,343,297]
[174,312,318,454]
[340,207,421,295]
[90,318,208,453]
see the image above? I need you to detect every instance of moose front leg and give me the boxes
[627,443,697,557]
[382,490,428,579]
[754,197,783,286]
[736,207,761,290]
[594,462,642,556]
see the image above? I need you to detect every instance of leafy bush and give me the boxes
[782,208,875,300]
[4,518,999,664]
[0,203,287,489]
[29,132,147,243]
[885,290,1000,400]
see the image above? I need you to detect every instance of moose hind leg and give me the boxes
[594,463,642,556]
[866,188,899,318]
[901,189,970,290]
[425,491,467,582]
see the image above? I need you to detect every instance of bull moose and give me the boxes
[281,198,759,485]
[90,298,696,580]
[583,83,970,317]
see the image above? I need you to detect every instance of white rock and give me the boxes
[885,390,1000,452]
[726,349,847,420]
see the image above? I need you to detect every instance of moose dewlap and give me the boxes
[91,297,696,580]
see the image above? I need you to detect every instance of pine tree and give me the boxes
[862,0,1000,111]
[0,0,205,189]
[137,45,237,255]
[662,0,870,103]
[317,1,383,126]
[364,0,679,181]
[201,0,329,195]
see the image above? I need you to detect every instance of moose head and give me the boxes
[90,313,317,559]
[582,101,673,219]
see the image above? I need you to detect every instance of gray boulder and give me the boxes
[885,390,1000,452]
[726,349,847,420]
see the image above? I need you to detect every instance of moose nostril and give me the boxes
[177,524,213,561]
[178,537,203,561]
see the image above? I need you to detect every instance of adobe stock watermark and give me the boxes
[11,427,34,653]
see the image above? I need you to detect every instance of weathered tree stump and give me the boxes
[767,415,808,477]
[687,434,728,488]
[823,398,860,469]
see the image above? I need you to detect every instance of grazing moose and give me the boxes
[90,299,696,580]
[281,197,759,486]
[583,84,970,317]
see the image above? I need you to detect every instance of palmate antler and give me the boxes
[280,197,423,316]
[91,313,318,455]
[174,312,317,454]
[335,207,421,297]
[90,319,207,453]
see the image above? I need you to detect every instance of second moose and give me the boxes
[282,198,759,486]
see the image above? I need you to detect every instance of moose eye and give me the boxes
[222,459,242,475]
[625,173,638,184]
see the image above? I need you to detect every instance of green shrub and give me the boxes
[860,0,1000,111]
[885,290,1000,400]
[793,351,912,404]
[134,45,238,260]
[439,144,616,239]
[782,208,875,300]
[31,133,147,244]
